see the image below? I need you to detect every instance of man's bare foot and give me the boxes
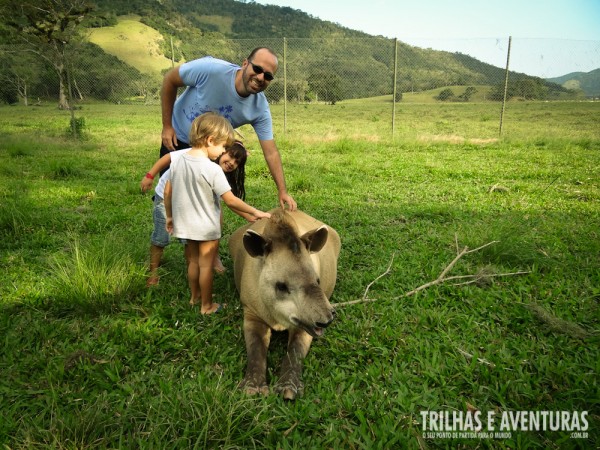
[201,303,226,315]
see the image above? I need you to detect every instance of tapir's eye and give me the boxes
[316,278,321,285]
[275,282,290,294]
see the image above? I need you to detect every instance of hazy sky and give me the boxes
[253,0,600,77]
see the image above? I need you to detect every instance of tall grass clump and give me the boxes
[48,237,145,312]
[49,160,81,179]
[0,199,28,239]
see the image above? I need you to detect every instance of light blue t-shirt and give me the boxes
[173,57,273,143]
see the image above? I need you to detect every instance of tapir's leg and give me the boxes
[239,314,271,396]
[275,329,313,400]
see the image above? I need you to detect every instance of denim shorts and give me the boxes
[150,195,170,247]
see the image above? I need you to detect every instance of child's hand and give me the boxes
[140,176,154,192]
[166,217,174,234]
[252,210,271,221]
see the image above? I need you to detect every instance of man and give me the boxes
[160,47,297,211]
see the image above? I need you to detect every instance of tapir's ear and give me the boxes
[243,230,271,257]
[300,225,328,253]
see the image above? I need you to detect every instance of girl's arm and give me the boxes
[221,191,271,221]
[140,153,172,192]
[164,180,174,234]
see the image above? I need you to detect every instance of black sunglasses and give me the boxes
[248,60,274,81]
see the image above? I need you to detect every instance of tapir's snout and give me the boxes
[317,309,336,329]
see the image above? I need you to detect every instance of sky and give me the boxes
[253,0,600,78]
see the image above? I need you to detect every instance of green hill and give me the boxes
[546,68,600,97]
[87,0,569,101]
[0,0,573,103]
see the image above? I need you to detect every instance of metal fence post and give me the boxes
[392,38,398,139]
[283,37,287,135]
[499,36,512,137]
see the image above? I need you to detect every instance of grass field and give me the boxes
[0,100,598,448]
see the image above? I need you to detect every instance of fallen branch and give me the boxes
[448,271,531,287]
[332,238,530,308]
[331,252,395,308]
[362,251,396,300]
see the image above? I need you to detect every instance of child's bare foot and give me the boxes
[190,294,215,306]
[146,275,159,287]
[201,303,226,315]
[213,257,226,274]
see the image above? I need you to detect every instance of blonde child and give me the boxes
[141,141,249,286]
[165,112,270,314]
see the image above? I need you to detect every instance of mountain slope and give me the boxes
[87,0,571,100]
[546,69,600,97]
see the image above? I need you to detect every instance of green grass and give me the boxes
[270,98,600,143]
[0,101,599,448]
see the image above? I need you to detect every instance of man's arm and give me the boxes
[161,66,186,151]
[259,139,297,211]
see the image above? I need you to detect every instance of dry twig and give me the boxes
[332,238,530,308]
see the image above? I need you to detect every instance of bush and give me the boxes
[435,88,455,101]
[67,116,86,138]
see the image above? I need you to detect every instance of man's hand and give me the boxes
[161,126,178,152]
[279,191,297,211]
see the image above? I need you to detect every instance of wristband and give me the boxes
[145,172,154,180]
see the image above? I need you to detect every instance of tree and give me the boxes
[489,77,552,101]
[308,69,343,105]
[286,79,309,102]
[0,52,42,105]
[435,88,455,101]
[264,79,284,104]
[458,86,477,102]
[1,0,95,109]
[514,78,548,100]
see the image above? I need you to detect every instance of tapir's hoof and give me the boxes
[239,378,269,396]
[244,385,269,396]
[282,388,297,401]
[274,381,303,400]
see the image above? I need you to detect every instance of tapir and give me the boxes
[228,208,341,400]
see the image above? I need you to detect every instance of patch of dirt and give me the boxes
[417,135,499,145]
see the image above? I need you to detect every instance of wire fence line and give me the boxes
[1,37,598,138]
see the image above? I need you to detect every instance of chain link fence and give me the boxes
[1,37,598,138]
